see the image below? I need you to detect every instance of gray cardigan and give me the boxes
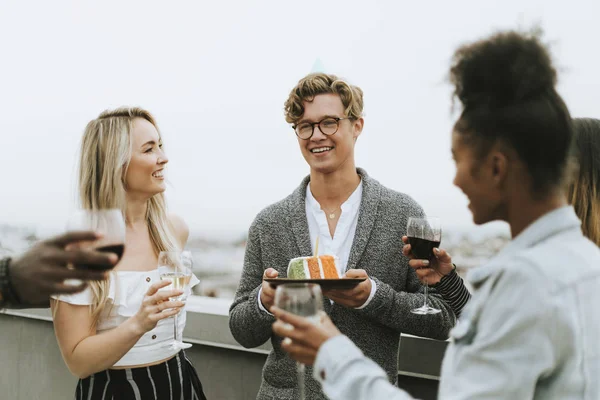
[229,169,456,400]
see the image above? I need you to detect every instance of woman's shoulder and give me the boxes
[168,213,189,248]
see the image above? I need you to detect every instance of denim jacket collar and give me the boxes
[467,206,581,286]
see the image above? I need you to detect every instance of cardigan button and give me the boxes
[152,335,157,340]
[146,277,151,283]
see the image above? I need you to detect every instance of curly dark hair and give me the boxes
[450,29,572,196]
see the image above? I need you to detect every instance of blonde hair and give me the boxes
[283,73,364,125]
[568,118,600,247]
[79,107,179,327]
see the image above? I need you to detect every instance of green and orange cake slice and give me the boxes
[287,255,342,279]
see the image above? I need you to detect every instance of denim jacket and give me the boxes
[314,206,600,400]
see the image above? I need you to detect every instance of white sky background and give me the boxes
[1,0,599,240]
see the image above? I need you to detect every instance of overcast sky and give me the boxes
[1,0,599,239]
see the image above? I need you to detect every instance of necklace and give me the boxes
[321,206,340,220]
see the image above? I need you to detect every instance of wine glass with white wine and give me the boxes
[274,283,324,400]
[158,251,194,350]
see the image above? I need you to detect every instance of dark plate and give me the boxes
[264,278,366,290]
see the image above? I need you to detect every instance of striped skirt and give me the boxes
[75,351,207,400]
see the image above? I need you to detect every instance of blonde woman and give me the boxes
[51,107,206,400]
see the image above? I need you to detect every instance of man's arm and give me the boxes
[228,216,276,348]
[439,262,561,399]
[349,194,455,339]
[314,335,415,400]
[355,268,456,340]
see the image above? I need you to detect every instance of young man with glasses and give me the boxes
[229,73,456,399]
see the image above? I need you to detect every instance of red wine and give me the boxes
[77,244,125,271]
[407,237,440,260]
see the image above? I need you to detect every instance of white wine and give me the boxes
[159,272,191,291]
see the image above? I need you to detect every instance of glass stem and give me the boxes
[423,278,429,308]
[297,362,305,400]
[174,313,179,343]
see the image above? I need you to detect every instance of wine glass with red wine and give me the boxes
[407,216,442,315]
[66,209,126,272]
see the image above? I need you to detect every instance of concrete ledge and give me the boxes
[2,295,447,379]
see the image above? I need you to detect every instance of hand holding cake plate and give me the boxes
[264,237,366,289]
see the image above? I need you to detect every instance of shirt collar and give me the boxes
[306,180,363,212]
[467,206,582,285]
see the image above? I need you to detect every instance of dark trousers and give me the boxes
[75,350,207,400]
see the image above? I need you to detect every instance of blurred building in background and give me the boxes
[0,224,509,299]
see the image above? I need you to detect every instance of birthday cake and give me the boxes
[287,255,341,279]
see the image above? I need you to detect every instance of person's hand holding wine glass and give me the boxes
[273,283,324,400]
[8,231,118,307]
[402,232,454,287]
[65,209,126,274]
[158,251,194,350]
[405,216,446,315]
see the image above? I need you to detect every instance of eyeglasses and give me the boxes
[292,117,349,140]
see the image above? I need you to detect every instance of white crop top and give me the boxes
[52,270,199,367]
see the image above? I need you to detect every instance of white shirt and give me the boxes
[305,181,362,273]
[312,206,600,400]
[258,180,377,313]
[53,270,199,367]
